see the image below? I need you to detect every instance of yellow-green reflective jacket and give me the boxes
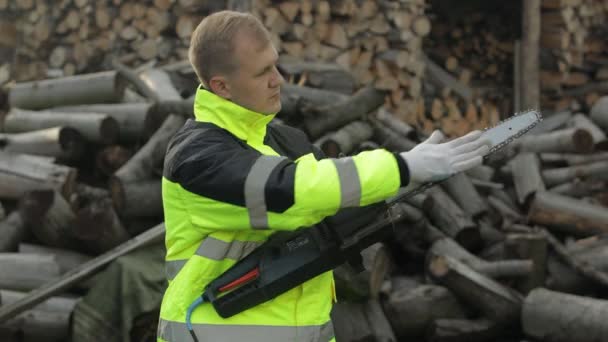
[157,87,409,342]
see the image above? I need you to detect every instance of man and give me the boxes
[157,10,490,342]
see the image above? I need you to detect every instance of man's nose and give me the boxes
[270,67,284,87]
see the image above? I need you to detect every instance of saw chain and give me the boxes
[388,109,543,203]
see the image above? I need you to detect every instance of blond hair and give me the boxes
[189,11,271,86]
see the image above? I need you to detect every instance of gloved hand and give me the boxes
[400,130,491,188]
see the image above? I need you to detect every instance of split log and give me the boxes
[0,223,164,322]
[0,127,85,160]
[0,253,60,291]
[427,254,523,324]
[510,152,545,205]
[427,319,504,342]
[504,233,547,293]
[8,71,126,110]
[590,96,608,130]
[423,188,480,249]
[0,212,26,253]
[3,109,120,145]
[542,160,608,186]
[50,103,154,142]
[528,191,608,236]
[318,121,373,157]
[73,197,130,254]
[382,284,466,339]
[303,86,386,139]
[0,152,77,200]
[18,243,92,274]
[18,189,80,250]
[522,288,608,342]
[441,173,487,219]
[515,127,594,154]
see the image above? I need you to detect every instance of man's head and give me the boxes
[189,11,284,115]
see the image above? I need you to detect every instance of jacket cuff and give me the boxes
[392,152,410,188]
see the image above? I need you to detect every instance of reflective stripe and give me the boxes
[165,259,187,280]
[196,236,262,261]
[158,318,334,342]
[245,155,287,229]
[332,158,361,207]
[165,237,264,280]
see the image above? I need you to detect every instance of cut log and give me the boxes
[111,114,185,186]
[465,165,495,182]
[568,113,606,146]
[427,254,523,324]
[423,187,480,249]
[369,117,417,152]
[522,288,608,342]
[318,121,373,157]
[279,83,348,121]
[331,300,397,342]
[18,190,80,250]
[139,68,182,101]
[528,191,608,236]
[515,127,594,154]
[539,152,608,166]
[589,96,608,130]
[0,253,60,291]
[279,59,355,95]
[382,284,466,339]
[8,71,126,110]
[0,212,26,253]
[549,179,606,198]
[111,179,162,218]
[360,243,393,299]
[441,173,488,219]
[50,103,153,142]
[542,160,608,187]
[504,233,547,293]
[3,109,120,145]
[112,59,160,101]
[422,53,473,100]
[510,152,545,205]
[427,319,504,342]
[0,223,164,322]
[303,86,386,139]
[0,152,77,200]
[375,108,416,140]
[0,127,85,160]
[96,145,133,176]
[528,110,571,135]
[73,197,130,254]
[18,243,91,274]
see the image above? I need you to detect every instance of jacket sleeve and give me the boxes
[167,130,410,231]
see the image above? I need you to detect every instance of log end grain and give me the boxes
[572,128,594,153]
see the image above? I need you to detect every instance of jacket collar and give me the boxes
[193,86,275,142]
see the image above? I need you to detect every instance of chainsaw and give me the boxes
[185,109,542,340]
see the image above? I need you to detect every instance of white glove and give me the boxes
[400,130,491,187]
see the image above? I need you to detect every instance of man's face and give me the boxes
[223,31,284,115]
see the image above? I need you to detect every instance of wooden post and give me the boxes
[521,0,540,109]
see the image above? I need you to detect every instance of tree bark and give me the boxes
[7,71,126,110]
[423,188,480,249]
[382,284,466,339]
[510,152,545,205]
[504,233,547,293]
[427,319,503,342]
[542,160,608,187]
[539,152,608,166]
[73,197,130,254]
[522,288,608,342]
[441,173,488,219]
[111,178,162,219]
[516,128,594,154]
[0,253,60,291]
[303,86,386,139]
[0,212,26,252]
[528,191,608,236]
[370,117,417,151]
[590,96,608,131]
[427,254,523,324]
[18,243,92,274]
[318,121,373,157]
[375,108,417,140]
[278,83,347,122]
[4,108,120,145]
[0,152,77,200]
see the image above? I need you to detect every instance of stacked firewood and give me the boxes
[1,58,608,341]
[540,0,608,110]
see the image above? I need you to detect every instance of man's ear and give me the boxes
[208,76,231,99]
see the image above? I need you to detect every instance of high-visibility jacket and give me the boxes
[157,86,409,342]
